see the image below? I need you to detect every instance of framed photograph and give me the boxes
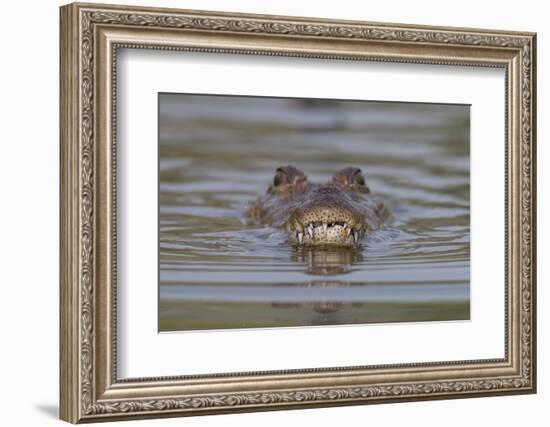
[60,2,537,423]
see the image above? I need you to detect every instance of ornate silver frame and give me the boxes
[60,2,537,423]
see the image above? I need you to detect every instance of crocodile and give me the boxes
[245,166,390,246]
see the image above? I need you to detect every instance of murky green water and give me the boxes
[159,94,470,331]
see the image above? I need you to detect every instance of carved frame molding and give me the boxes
[60,2,536,423]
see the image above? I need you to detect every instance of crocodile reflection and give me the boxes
[272,247,362,318]
[291,245,362,275]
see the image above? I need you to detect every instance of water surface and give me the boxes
[159,94,470,331]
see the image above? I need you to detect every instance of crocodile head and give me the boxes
[245,166,389,246]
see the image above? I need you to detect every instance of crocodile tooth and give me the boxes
[345,225,352,237]
[352,230,358,243]
[297,232,304,244]
[306,224,314,238]
[323,223,328,234]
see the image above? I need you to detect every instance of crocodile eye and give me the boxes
[269,166,307,194]
[353,173,366,186]
[273,169,288,186]
[332,167,370,193]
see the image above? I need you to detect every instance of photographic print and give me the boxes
[159,94,470,332]
[60,4,536,421]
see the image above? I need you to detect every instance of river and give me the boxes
[158,94,470,331]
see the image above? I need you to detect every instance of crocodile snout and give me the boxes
[286,186,366,246]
